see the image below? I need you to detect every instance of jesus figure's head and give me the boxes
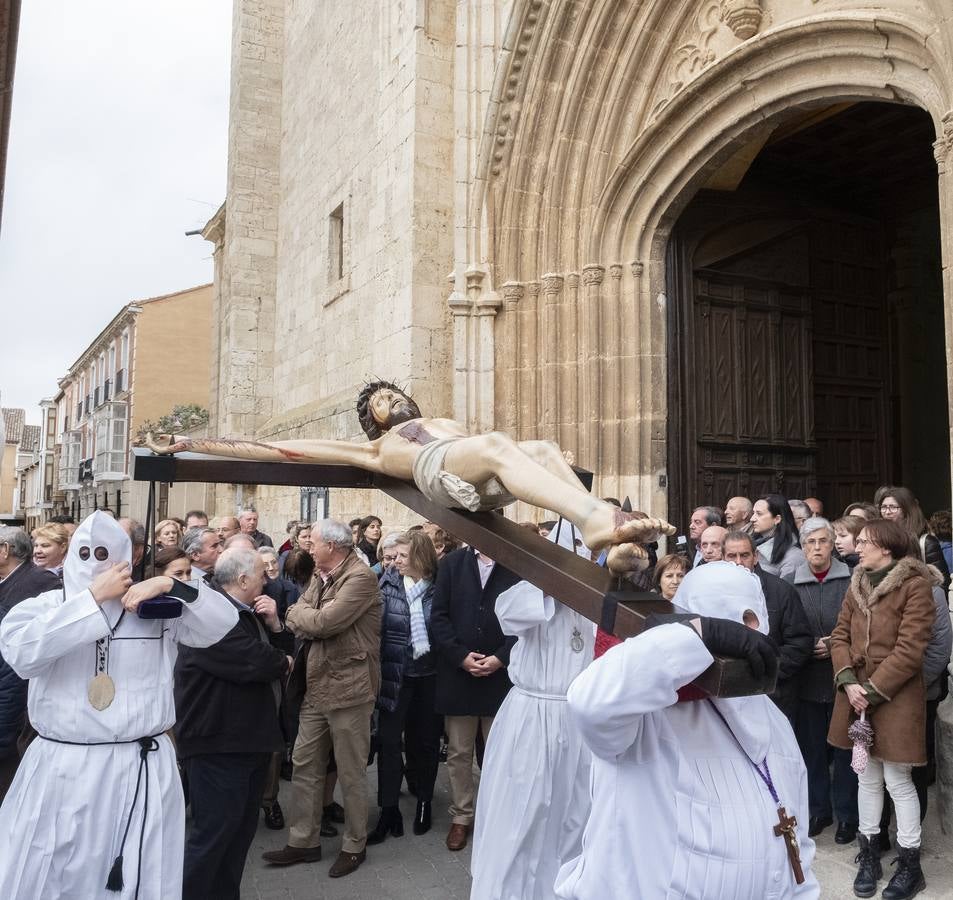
[356,380,422,439]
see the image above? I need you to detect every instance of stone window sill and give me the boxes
[323,274,351,307]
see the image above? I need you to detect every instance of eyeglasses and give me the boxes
[879,505,901,513]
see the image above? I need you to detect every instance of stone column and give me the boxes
[541,274,564,437]
[518,281,540,441]
[499,281,524,434]
[932,110,953,837]
[581,264,605,474]
[603,264,623,491]
[563,272,580,451]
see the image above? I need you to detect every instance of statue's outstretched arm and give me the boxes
[144,434,381,470]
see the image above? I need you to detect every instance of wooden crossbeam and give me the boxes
[131,449,774,697]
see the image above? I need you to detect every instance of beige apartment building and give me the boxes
[206,0,953,538]
[55,284,214,522]
[0,407,25,523]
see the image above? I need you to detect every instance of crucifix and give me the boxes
[773,806,806,885]
[135,379,777,698]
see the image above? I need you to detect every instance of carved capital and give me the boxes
[541,273,565,295]
[581,264,605,287]
[500,280,525,306]
[721,0,762,41]
[933,110,953,172]
[566,272,580,289]
[608,264,623,280]
[630,260,644,278]
[525,280,541,298]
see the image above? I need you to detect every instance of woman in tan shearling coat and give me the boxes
[828,519,935,900]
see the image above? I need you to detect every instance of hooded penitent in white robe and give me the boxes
[555,561,820,900]
[471,520,596,900]
[0,511,238,900]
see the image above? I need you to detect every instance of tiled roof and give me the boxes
[1,407,24,444]
[20,424,40,452]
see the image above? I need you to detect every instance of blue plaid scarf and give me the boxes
[404,576,431,659]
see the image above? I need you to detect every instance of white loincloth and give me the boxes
[411,437,515,512]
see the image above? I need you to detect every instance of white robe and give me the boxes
[470,583,595,900]
[0,583,238,900]
[555,623,820,900]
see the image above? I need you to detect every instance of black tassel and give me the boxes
[106,855,124,891]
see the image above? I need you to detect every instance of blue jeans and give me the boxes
[795,699,858,823]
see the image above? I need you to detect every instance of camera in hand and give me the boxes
[137,596,183,619]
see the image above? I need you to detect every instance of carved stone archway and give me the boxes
[456,1,953,516]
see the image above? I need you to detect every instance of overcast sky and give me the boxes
[0,2,232,424]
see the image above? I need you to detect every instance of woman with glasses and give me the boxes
[373,532,401,576]
[749,492,805,579]
[874,485,950,592]
[828,519,935,900]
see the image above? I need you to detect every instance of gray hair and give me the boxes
[724,529,756,553]
[258,546,279,561]
[378,532,401,552]
[0,527,32,561]
[224,534,256,550]
[215,547,260,586]
[183,527,216,558]
[313,518,353,550]
[118,517,146,547]
[800,516,835,542]
[238,507,257,518]
[693,505,724,527]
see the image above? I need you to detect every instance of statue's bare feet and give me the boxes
[562,449,575,467]
[582,508,677,550]
[606,542,651,574]
[143,433,190,455]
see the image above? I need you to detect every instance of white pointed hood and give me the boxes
[673,560,769,635]
[64,511,131,597]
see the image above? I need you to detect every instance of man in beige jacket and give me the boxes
[262,519,381,879]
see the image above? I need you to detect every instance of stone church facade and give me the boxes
[205,0,953,532]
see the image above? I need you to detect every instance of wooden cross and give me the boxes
[130,449,776,698]
[773,806,805,885]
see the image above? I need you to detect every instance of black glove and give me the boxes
[644,613,779,680]
[696,616,778,680]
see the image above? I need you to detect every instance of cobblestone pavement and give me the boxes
[242,763,953,899]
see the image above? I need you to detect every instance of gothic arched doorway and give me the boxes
[667,101,949,525]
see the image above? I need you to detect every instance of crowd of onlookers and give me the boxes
[0,481,950,897]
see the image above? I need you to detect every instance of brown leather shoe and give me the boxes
[261,844,321,866]
[328,849,366,878]
[446,823,470,851]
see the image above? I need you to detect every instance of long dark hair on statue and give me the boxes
[356,380,422,440]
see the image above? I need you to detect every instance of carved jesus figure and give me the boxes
[146,381,674,569]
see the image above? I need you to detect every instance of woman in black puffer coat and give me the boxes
[368,531,442,843]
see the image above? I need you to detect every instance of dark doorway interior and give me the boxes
[667,102,949,527]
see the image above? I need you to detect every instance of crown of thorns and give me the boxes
[356,379,416,439]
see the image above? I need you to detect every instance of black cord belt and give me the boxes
[39,733,162,898]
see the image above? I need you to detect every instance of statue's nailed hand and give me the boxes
[143,433,187,455]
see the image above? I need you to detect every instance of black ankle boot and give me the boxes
[882,846,926,900]
[853,834,882,898]
[413,800,432,835]
[366,806,404,845]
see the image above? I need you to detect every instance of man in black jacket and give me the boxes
[174,547,290,900]
[430,545,520,852]
[724,530,813,725]
[0,527,61,800]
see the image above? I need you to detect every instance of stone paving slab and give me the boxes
[243,763,953,899]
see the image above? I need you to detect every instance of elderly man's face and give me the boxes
[699,526,726,562]
[724,539,757,571]
[239,512,258,534]
[193,533,224,571]
[689,509,709,541]
[724,497,750,526]
[215,518,240,540]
